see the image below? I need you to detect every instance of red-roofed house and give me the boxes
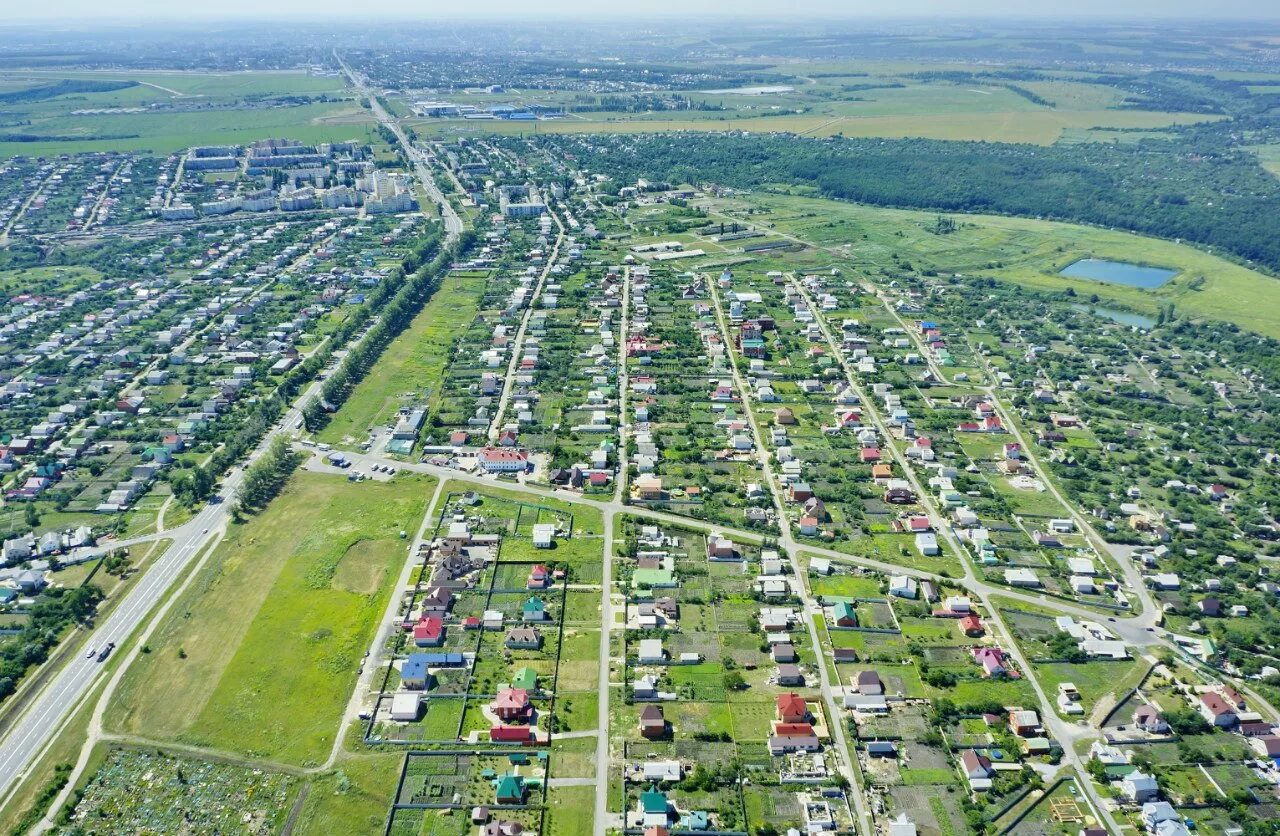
[1199,693,1237,727]
[493,688,532,723]
[412,616,445,647]
[527,564,551,589]
[478,447,529,473]
[972,647,1009,678]
[959,615,984,637]
[490,725,534,743]
[776,693,809,724]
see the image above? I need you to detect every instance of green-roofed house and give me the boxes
[632,568,677,589]
[511,666,538,691]
[495,775,527,805]
[832,602,857,628]
[639,785,670,827]
[522,596,548,622]
[143,446,173,464]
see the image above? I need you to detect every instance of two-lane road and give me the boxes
[0,375,323,805]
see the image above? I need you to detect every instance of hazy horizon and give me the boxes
[2,0,1279,22]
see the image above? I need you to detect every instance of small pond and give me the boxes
[1059,258,1177,288]
[1069,303,1157,329]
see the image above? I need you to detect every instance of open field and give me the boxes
[0,102,376,159]
[0,69,369,158]
[720,192,1280,339]
[294,752,405,835]
[317,270,491,446]
[0,69,347,97]
[410,108,1216,146]
[105,470,434,766]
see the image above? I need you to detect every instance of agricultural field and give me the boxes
[404,67,1223,146]
[0,70,370,158]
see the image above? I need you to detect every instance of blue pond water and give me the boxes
[1059,258,1177,288]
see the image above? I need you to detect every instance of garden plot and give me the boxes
[368,508,572,746]
[62,747,298,834]
[387,750,549,836]
[625,267,766,530]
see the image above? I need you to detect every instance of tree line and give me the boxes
[541,127,1280,273]
[304,228,476,431]
[0,585,104,703]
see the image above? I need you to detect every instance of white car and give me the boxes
[86,646,96,659]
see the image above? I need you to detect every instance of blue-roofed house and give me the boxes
[401,654,434,689]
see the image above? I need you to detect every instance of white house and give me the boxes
[637,639,666,663]
[889,575,918,599]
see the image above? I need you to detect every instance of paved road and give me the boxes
[333,51,463,243]
[0,83,465,796]
[0,375,320,804]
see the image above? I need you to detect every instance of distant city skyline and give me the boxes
[3,0,1279,21]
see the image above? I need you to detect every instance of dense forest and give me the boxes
[545,125,1280,272]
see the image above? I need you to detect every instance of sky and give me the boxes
[4,0,1278,21]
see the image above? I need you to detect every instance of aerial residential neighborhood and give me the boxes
[0,8,1279,836]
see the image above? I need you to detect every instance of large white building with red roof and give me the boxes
[478,447,529,473]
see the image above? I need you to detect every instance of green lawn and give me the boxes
[106,470,434,766]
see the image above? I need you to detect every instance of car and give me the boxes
[358,711,371,721]
[86,646,97,659]
[96,642,116,662]
[1107,617,1116,622]
[202,527,209,533]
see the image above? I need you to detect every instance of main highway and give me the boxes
[0,51,464,809]
[0,379,319,805]
[333,50,464,243]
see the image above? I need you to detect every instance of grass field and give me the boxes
[0,69,371,158]
[410,108,1215,146]
[105,470,433,766]
[726,192,1280,339]
[0,69,346,98]
[317,270,490,446]
[0,102,377,159]
[294,752,404,835]
[1251,144,1280,178]
[407,67,1219,146]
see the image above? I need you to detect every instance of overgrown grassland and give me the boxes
[105,471,433,766]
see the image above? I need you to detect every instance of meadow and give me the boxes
[410,106,1214,146]
[105,470,433,766]
[407,69,1219,146]
[711,192,1280,339]
[0,70,370,158]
